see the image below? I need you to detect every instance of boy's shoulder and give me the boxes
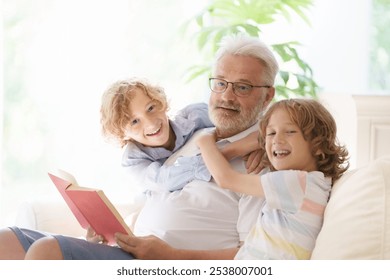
[180,102,208,111]
[175,102,208,119]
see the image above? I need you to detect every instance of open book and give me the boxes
[48,169,133,245]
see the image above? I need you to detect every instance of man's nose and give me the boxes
[220,83,236,101]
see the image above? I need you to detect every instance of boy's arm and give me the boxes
[123,156,210,192]
[177,102,214,128]
[197,132,263,197]
[220,131,264,174]
[220,131,259,160]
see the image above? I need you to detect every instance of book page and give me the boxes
[49,169,78,185]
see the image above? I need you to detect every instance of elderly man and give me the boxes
[0,34,278,260]
[115,34,278,260]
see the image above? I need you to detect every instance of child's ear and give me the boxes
[315,149,325,160]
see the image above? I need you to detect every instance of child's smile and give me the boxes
[145,124,162,137]
[124,89,174,150]
[265,108,317,172]
[272,149,290,157]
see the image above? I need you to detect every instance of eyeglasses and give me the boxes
[209,78,270,97]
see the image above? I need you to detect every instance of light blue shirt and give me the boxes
[121,102,213,192]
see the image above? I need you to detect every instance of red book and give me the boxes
[48,170,133,245]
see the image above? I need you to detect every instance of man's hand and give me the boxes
[115,233,177,260]
[243,149,263,174]
[115,233,239,260]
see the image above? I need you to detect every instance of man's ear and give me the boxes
[264,87,275,105]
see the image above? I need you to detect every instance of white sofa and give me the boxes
[13,94,390,259]
[13,156,390,259]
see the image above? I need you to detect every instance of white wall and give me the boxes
[262,0,372,95]
[0,0,4,222]
[318,93,356,166]
[303,0,372,95]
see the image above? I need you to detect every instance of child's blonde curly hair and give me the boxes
[258,98,349,184]
[100,78,169,147]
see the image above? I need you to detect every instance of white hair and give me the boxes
[214,33,279,85]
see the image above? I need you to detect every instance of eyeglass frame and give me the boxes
[209,78,271,97]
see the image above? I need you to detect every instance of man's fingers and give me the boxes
[245,150,262,174]
[115,233,136,247]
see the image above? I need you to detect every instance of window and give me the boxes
[1,0,388,226]
[370,0,390,91]
[0,0,209,225]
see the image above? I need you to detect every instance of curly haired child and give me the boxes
[197,98,349,259]
[100,77,214,193]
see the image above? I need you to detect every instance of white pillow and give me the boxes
[311,156,390,259]
[15,196,85,237]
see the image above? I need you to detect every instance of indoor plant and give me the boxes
[182,0,319,99]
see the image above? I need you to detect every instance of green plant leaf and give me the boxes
[279,71,290,84]
[183,65,211,83]
[181,0,319,99]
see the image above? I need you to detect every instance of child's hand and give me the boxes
[196,129,217,147]
[221,131,260,161]
[86,227,106,244]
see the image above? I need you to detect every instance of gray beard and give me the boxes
[209,101,264,137]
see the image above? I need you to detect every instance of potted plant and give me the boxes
[182,0,319,99]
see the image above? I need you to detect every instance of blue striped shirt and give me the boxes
[121,102,213,192]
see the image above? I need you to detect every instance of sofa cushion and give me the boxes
[311,156,390,259]
[15,195,86,237]
[14,195,138,238]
